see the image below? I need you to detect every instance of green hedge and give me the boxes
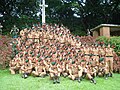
[96,36,120,56]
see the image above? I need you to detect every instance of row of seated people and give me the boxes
[10,42,116,84]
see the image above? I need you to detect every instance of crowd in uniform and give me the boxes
[9,24,118,84]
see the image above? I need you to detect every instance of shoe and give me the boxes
[110,73,113,77]
[56,77,60,84]
[57,80,60,83]
[78,77,81,83]
[91,78,96,84]
[22,73,28,79]
[53,78,56,84]
[105,74,108,80]
[78,80,81,83]
[105,77,108,80]
[53,81,56,84]
[82,73,87,79]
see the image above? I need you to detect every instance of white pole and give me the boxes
[42,0,45,24]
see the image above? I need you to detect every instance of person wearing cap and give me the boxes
[98,57,106,77]
[80,58,86,78]
[91,45,100,72]
[85,63,97,84]
[80,56,96,84]
[68,61,83,83]
[105,44,114,77]
[77,61,83,83]
[20,29,27,41]
[32,60,46,77]
[83,44,90,62]
[20,59,32,79]
[43,57,51,74]
[99,45,106,58]
[9,59,21,74]
[57,60,68,78]
[49,61,61,84]
[89,57,97,78]
[34,31,40,43]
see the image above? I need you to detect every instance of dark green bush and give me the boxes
[96,36,120,56]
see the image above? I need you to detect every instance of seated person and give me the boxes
[49,61,61,84]
[32,60,46,77]
[20,59,32,79]
[9,59,21,74]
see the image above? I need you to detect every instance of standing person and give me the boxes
[105,44,114,77]
[10,25,19,38]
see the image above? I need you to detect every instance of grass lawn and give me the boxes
[0,69,120,90]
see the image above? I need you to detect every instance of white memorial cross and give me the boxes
[39,0,48,25]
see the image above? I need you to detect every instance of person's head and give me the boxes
[108,44,111,48]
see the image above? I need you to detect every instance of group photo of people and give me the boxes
[9,24,117,84]
[1,0,120,90]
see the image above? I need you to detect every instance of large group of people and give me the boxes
[9,24,119,84]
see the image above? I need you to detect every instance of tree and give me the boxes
[0,0,40,34]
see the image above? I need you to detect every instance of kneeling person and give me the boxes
[9,59,21,74]
[68,61,83,83]
[20,59,32,79]
[49,62,61,84]
[32,60,46,77]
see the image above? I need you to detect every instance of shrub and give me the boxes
[96,36,120,56]
[0,35,12,69]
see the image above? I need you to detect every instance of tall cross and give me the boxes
[40,0,48,25]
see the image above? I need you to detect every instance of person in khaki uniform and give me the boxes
[68,61,83,83]
[89,57,98,78]
[65,60,71,76]
[85,63,96,84]
[32,60,46,77]
[98,57,105,77]
[84,44,90,62]
[91,45,100,73]
[99,45,106,58]
[9,59,21,74]
[20,59,33,79]
[104,60,110,79]
[57,60,68,78]
[62,64,69,77]
[77,61,83,83]
[43,58,51,74]
[49,62,61,84]
[105,44,114,77]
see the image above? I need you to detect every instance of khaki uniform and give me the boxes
[32,62,46,77]
[68,63,83,83]
[57,62,68,77]
[9,60,21,74]
[84,47,90,62]
[105,47,114,76]
[20,62,32,78]
[49,63,61,84]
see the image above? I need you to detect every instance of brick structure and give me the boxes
[90,24,120,38]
